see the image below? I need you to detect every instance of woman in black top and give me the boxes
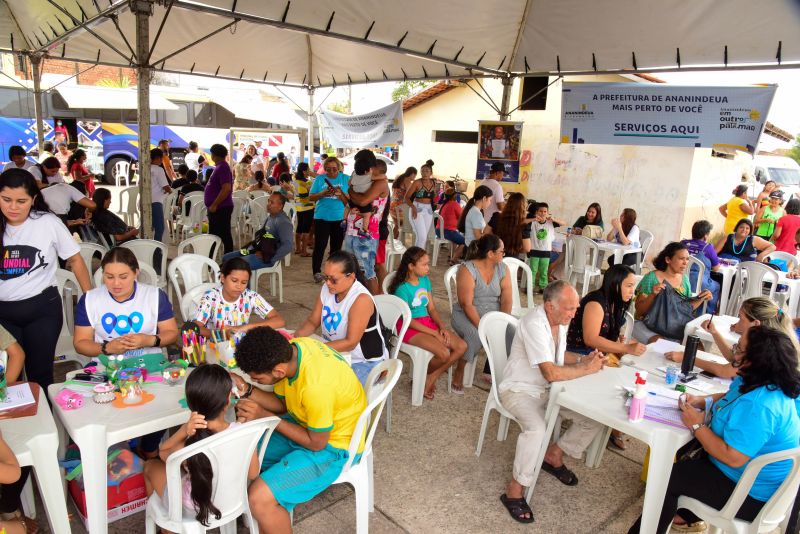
[572,202,604,234]
[715,218,774,263]
[90,188,138,243]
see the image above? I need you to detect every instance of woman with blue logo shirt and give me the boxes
[627,326,800,534]
[73,247,178,457]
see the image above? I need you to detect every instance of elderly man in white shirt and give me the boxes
[499,280,606,524]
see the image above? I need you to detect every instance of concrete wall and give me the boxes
[400,76,715,260]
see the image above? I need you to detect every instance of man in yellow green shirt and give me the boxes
[233,327,366,533]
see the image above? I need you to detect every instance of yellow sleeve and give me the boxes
[273,379,286,399]
[300,385,335,432]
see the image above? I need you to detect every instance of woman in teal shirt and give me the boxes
[628,326,800,534]
[309,157,349,282]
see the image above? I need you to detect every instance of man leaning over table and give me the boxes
[500,280,607,524]
[231,326,366,534]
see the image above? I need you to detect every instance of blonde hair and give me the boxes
[740,297,799,351]
[323,157,343,171]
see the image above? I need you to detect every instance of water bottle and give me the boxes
[681,335,700,382]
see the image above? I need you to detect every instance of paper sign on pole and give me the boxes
[320,101,403,148]
[560,83,777,154]
[476,121,524,183]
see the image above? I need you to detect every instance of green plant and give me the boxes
[96,76,131,88]
[391,80,432,102]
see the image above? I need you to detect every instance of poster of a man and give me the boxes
[476,121,523,182]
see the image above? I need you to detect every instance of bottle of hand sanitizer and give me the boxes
[628,371,648,422]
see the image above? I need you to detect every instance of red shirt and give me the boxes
[440,201,462,231]
[774,214,800,253]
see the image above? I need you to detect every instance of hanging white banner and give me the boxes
[561,82,777,154]
[320,101,404,148]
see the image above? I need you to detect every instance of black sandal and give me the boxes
[541,461,578,486]
[500,494,535,523]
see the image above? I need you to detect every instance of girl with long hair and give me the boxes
[438,189,465,263]
[143,364,260,527]
[606,207,640,267]
[90,187,139,242]
[572,202,604,233]
[404,160,437,248]
[489,192,531,258]
[458,185,494,246]
[66,148,95,195]
[390,166,417,236]
[389,247,467,398]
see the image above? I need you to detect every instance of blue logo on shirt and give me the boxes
[321,306,343,332]
[101,312,144,335]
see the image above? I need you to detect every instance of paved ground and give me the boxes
[32,192,725,533]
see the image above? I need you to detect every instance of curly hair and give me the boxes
[739,326,800,398]
[388,246,427,296]
[234,327,293,374]
[652,242,687,271]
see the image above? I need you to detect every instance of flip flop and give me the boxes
[451,384,464,395]
[541,461,578,486]
[608,434,627,451]
[500,494,535,523]
[423,390,435,400]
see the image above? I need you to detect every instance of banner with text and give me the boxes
[476,121,524,183]
[560,83,776,154]
[320,101,403,148]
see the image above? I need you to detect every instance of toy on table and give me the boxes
[207,329,242,369]
[180,322,206,365]
[92,382,116,404]
[118,368,144,405]
[162,359,189,386]
[55,389,84,410]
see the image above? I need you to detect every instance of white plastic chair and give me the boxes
[177,234,223,263]
[767,250,799,271]
[120,239,169,290]
[399,204,415,245]
[232,190,250,201]
[636,229,654,274]
[373,294,411,432]
[94,262,159,289]
[429,213,453,267]
[54,269,89,366]
[118,186,139,226]
[385,219,407,272]
[245,202,267,237]
[677,446,800,534]
[78,242,107,275]
[251,261,284,303]
[231,197,245,249]
[180,283,217,322]
[176,192,204,237]
[162,189,180,243]
[564,235,602,297]
[503,257,534,317]
[444,264,479,388]
[144,417,281,534]
[180,202,208,240]
[727,261,779,316]
[328,359,402,534]
[168,254,220,306]
[113,160,130,187]
[249,190,268,199]
[687,255,708,316]
[250,195,268,213]
[475,311,519,456]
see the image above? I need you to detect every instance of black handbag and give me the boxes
[643,280,695,340]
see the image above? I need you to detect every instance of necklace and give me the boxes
[731,235,749,255]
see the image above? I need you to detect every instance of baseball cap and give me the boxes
[769,190,784,199]
[490,162,506,174]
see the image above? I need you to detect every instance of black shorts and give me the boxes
[296,209,314,233]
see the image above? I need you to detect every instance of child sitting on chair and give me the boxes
[143,364,260,526]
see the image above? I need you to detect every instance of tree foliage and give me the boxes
[789,135,800,166]
[391,80,433,102]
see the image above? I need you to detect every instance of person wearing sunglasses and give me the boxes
[294,250,387,385]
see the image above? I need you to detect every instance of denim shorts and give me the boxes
[438,228,465,245]
[344,235,378,280]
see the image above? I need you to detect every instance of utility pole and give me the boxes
[499,76,514,120]
[133,0,153,237]
[30,54,44,156]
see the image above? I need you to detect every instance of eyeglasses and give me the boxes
[322,272,352,284]
[324,166,339,172]
[494,249,506,256]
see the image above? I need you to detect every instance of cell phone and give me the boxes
[324,177,336,189]
[73,373,108,384]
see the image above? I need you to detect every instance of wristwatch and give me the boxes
[100,340,109,355]
[152,335,161,348]
[242,383,254,399]
[690,423,706,436]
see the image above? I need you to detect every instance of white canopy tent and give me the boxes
[55,85,178,109]
[1,0,798,243]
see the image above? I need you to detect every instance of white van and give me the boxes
[752,155,800,200]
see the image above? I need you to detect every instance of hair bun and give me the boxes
[425,159,434,167]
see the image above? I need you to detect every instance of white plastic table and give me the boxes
[0,390,71,534]
[542,351,728,534]
[48,378,190,534]
[716,263,800,316]
[551,237,642,267]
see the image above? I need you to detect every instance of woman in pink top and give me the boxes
[771,198,800,253]
[438,190,464,263]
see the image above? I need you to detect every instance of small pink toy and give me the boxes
[92,382,116,404]
[55,389,84,410]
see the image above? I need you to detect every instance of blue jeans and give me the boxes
[344,235,378,280]
[352,359,382,385]
[436,228,465,245]
[151,202,164,242]
[222,249,276,269]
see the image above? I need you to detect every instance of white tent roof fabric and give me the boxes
[0,0,798,88]
[55,85,178,109]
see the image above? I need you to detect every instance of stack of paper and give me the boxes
[0,383,36,411]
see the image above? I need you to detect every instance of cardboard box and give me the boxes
[68,472,147,527]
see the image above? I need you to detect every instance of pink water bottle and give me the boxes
[628,371,648,422]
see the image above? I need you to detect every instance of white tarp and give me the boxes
[0,1,798,88]
[560,82,777,154]
[209,93,307,129]
[55,85,178,110]
[320,101,403,148]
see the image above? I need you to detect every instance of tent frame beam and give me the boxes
[31,1,128,55]
[165,0,502,78]
[42,0,132,63]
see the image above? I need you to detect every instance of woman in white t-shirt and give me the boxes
[294,250,387,385]
[458,185,494,247]
[606,207,641,267]
[0,168,91,390]
[29,157,65,189]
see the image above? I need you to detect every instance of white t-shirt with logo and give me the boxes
[29,165,65,185]
[151,165,170,203]
[41,183,85,215]
[0,212,80,301]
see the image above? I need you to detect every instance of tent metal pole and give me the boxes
[499,76,513,120]
[30,54,44,155]
[307,87,315,163]
[134,0,153,239]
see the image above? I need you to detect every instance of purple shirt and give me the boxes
[204,161,233,209]
[682,238,720,267]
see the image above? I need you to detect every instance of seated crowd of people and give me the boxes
[0,143,798,534]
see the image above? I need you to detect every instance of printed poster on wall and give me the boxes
[319,101,403,148]
[560,82,777,154]
[476,121,523,183]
